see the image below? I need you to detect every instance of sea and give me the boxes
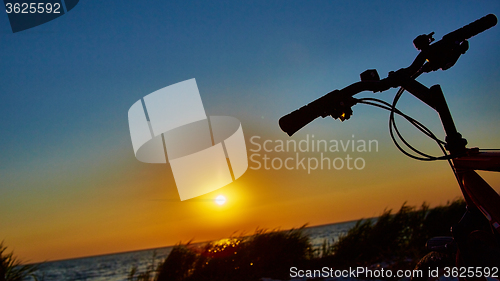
[29,221,357,281]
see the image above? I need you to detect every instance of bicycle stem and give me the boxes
[400,79,468,154]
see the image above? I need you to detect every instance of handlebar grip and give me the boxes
[443,14,497,42]
[279,90,342,136]
[279,104,322,137]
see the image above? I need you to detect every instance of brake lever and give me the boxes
[329,96,357,121]
[421,39,469,72]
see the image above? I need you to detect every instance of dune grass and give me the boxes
[147,199,467,281]
[155,227,312,281]
[0,241,39,281]
[325,199,466,270]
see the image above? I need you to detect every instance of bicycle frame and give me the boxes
[401,78,500,234]
[452,152,500,269]
[454,151,500,230]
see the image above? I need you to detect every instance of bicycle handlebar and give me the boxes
[279,14,497,137]
[279,80,391,136]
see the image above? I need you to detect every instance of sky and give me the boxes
[1,1,500,263]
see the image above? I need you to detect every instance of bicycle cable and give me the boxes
[355,89,455,161]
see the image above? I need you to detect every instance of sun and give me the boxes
[215,195,227,206]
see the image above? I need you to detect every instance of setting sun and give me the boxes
[215,195,227,205]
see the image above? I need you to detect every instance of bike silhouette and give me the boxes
[279,14,499,280]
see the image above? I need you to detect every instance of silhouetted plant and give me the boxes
[153,199,468,280]
[128,250,160,281]
[156,244,197,281]
[0,241,38,281]
[331,199,466,269]
[156,227,311,281]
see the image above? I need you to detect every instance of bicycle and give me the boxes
[278,14,500,280]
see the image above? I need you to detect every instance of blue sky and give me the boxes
[1,1,500,261]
